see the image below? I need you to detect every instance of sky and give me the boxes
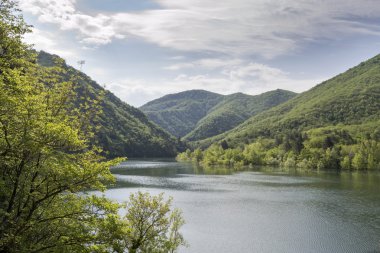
[19,0,380,107]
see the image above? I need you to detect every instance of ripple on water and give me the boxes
[106,160,380,253]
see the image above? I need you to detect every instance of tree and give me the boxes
[192,148,203,162]
[0,1,120,251]
[0,37,122,253]
[220,140,229,150]
[1,2,186,252]
[121,192,186,253]
[0,0,32,72]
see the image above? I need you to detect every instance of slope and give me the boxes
[37,51,182,158]
[184,90,296,141]
[203,54,380,148]
[140,90,224,137]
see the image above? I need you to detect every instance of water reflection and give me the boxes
[107,159,380,253]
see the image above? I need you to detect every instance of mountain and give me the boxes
[201,54,380,148]
[140,89,296,141]
[140,90,224,137]
[37,51,182,158]
[184,90,296,141]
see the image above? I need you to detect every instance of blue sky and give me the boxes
[20,0,380,106]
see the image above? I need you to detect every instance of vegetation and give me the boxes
[37,51,185,158]
[0,1,185,252]
[197,54,380,149]
[121,192,186,253]
[140,90,223,137]
[178,122,380,170]
[184,90,296,141]
[179,54,380,170]
[141,89,296,141]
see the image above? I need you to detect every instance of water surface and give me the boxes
[106,159,380,253]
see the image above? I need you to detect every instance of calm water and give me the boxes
[105,159,380,253]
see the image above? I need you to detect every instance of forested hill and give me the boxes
[37,51,182,158]
[140,90,224,137]
[184,90,296,141]
[140,89,296,140]
[201,53,380,148]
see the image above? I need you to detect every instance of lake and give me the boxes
[105,159,380,253]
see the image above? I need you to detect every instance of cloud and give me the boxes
[164,58,244,70]
[109,62,325,106]
[19,0,380,57]
[20,0,121,46]
[107,81,164,108]
[23,27,75,58]
[18,0,376,107]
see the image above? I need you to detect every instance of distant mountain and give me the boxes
[184,90,296,141]
[140,90,224,137]
[140,89,296,141]
[201,54,380,148]
[37,51,182,158]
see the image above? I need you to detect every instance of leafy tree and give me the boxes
[340,155,352,170]
[120,192,186,253]
[243,142,265,165]
[0,0,32,71]
[192,148,203,162]
[0,14,121,252]
[0,2,186,252]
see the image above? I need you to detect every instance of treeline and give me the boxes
[177,126,380,170]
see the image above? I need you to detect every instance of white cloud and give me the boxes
[23,27,75,58]
[20,0,121,46]
[17,0,376,106]
[19,0,380,57]
[110,62,325,106]
[164,58,244,71]
[163,62,194,71]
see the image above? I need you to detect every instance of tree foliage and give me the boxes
[178,123,380,170]
[120,192,186,253]
[0,1,186,252]
[0,2,121,251]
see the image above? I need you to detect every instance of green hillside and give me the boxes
[140,90,224,137]
[180,54,380,170]
[184,90,296,141]
[140,89,295,141]
[214,54,380,147]
[37,51,182,158]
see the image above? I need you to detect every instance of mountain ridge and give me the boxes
[184,89,297,141]
[196,53,380,148]
[140,89,297,141]
[37,51,183,158]
[140,90,224,137]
